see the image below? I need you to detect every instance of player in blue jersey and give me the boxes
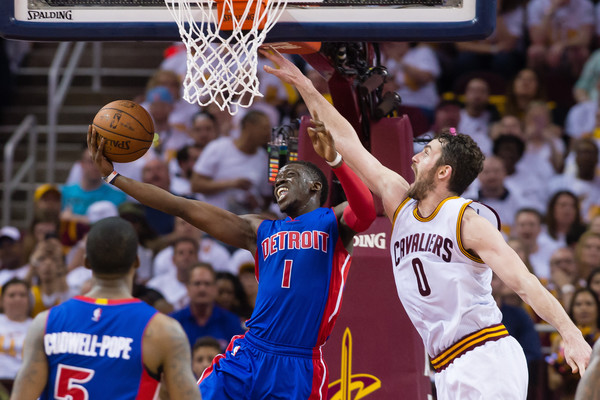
[10,217,201,400]
[86,112,376,399]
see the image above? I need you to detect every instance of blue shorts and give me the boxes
[198,331,328,399]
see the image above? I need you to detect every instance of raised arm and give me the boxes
[260,47,410,220]
[10,312,49,400]
[306,113,376,251]
[87,126,260,253]
[461,208,592,376]
[143,313,201,400]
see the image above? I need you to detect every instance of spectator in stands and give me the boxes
[27,238,72,317]
[491,272,543,398]
[464,155,528,235]
[380,42,441,121]
[191,336,223,380]
[544,191,587,248]
[61,147,126,220]
[117,202,160,283]
[413,100,461,153]
[548,247,584,309]
[521,101,565,179]
[575,231,600,282]
[527,0,594,78]
[0,278,32,394]
[590,215,600,234]
[238,262,258,310]
[457,78,498,156]
[564,87,598,140]
[493,134,547,212]
[145,86,191,159]
[547,288,600,400]
[453,0,525,79]
[141,158,176,235]
[143,69,200,133]
[504,68,546,122]
[0,226,26,287]
[489,114,524,141]
[587,268,600,304]
[573,49,600,104]
[188,111,220,152]
[191,110,272,215]
[215,272,253,321]
[549,138,600,222]
[20,210,60,268]
[170,145,203,199]
[513,208,561,280]
[170,263,244,349]
[147,237,200,311]
[152,217,231,277]
[32,183,61,216]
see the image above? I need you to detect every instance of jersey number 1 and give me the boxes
[412,258,431,296]
[55,364,95,400]
[281,259,293,288]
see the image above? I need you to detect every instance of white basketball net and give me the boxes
[165,0,288,115]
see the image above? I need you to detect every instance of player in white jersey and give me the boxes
[262,47,592,399]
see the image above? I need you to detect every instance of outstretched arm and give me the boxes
[306,114,376,251]
[87,126,260,253]
[260,47,410,221]
[10,312,49,400]
[307,114,375,232]
[462,209,592,376]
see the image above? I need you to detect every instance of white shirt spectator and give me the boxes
[0,314,32,379]
[565,100,597,139]
[529,231,563,280]
[153,237,231,277]
[458,109,493,156]
[146,274,189,311]
[386,45,441,110]
[192,137,271,212]
[228,248,255,275]
[527,0,594,42]
[505,168,549,213]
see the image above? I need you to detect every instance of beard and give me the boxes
[407,167,436,200]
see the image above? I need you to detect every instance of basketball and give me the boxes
[92,100,154,163]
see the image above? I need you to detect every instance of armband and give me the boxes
[103,170,120,185]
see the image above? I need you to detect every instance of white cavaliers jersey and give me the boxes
[390,196,503,358]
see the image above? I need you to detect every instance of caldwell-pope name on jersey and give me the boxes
[261,230,329,260]
[44,331,133,359]
[393,232,453,264]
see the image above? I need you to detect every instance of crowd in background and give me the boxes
[2,0,600,398]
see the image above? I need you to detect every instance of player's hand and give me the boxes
[307,111,339,164]
[564,335,592,377]
[259,46,307,87]
[87,125,114,177]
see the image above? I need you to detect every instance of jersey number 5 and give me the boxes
[55,364,95,400]
[412,258,431,296]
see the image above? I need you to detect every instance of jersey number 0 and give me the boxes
[412,258,431,296]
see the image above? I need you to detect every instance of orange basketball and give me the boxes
[92,100,154,163]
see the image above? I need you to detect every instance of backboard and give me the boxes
[0,0,495,42]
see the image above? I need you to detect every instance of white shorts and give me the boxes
[434,336,528,400]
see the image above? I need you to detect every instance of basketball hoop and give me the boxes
[165,0,288,115]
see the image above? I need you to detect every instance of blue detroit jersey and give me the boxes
[247,207,351,348]
[41,296,159,400]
